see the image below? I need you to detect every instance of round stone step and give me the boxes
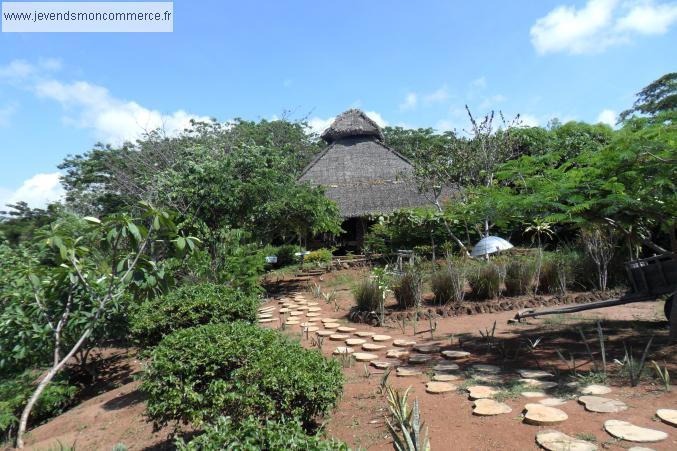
[337,326,356,333]
[467,386,498,400]
[346,338,366,346]
[300,322,316,327]
[316,330,334,337]
[539,398,567,407]
[306,312,321,317]
[258,313,273,319]
[308,307,322,312]
[373,335,392,342]
[329,334,349,341]
[519,378,558,390]
[472,364,501,374]
[521,391,547,398]
[393,339,416,347]
[578,396,628,413]
[580,384,611,395]
[627,447,657,451]
[472,399,512,416]
[535,430,598,451]
[307,302,319,306]
[353,352,379,362]
[517,369,553,379]
[355,331,375,337]
[433,373,461,382]
[333,347,354,355]
[604,420,668,443]
[289,311,304,316]
[321,318,337,322]
[279,308,291,313]
[296,306,310,311]
[414,344,440,354]
[323,323,340,329]
[523,404,568,425]
[396,367,422,377]
[371,361,391,369]
[258,318,278,323]
[285,320,300,325]
[386,349,409,359]
[304,326,319,332]
[474,374,503,384]
[656,408,677,427]
[442,350,471,360]
[426,381,456,394]
[433,363,460,372]
[362,343,386,351]
[408,354,431,365]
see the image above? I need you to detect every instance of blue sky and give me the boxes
[1,0,676,208]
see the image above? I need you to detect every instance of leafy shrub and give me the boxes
[130,283,258,347]
[392,268,422,309]
[176,416,348,450]
[468,263,502,300]
[142,322,343,428]
[1,370,77,441]
[504,258,536,296]
[431,262,467,304]
[353,279,382,312]
[304,248,332,264]
[276,244,301,267]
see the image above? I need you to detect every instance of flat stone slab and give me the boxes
[307,302,319,306]
[473,399,512,416]
[521,391,547,398]
[433,374,461,382]
[278,308,291,313]
[517,369,553,379]
[346,338,366,346]
[355,331,375,337]
[296,306,310,311]
[333,347,354,355]
[337,326,356,332]
[656,409,677,427]
[472,364,501,374]
[323,323,340,329]
[433,363,460,372]
[474,374,504,384]
[580,384,611,395]
[316,330,334,337]
[627,448,657,451]
[258,313,273,318]
[523,404,568,425]
[329,334,349,341]
[519,378,558,390]
[362,343,386,351]
[426,381,456,394]
[467,385,498,400]
[300,322,316,327]
[396,367,422,377]
[285,320,300,325]
[321,318,337,322]
[604,420,668,443]
[371,361,391,369]
[353,352,379,362]
[386,349,409,359]
[535,430,598,451]
[539,398,568,407]
[289,311,304,316]
[372,335,392,342]
[442,350,471,359]
[578,395,628,413]
[306,312,321,317]
[308,307,322,312]
[414,344,440,354]
[393,339,416,347]
[258,318,278,323]
[408,355,431,365]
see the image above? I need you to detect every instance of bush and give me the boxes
[431,262,467,304]
[276,244,301,267]
[142,322,344,429]
[176,416,348,450]
[353,279,382,312]
[304,248,333,265]
[392,268,422,309]
[130,283,258,347]
[504,258,536,296]
[468,262,502,300]
[539,252,576,294]
[1,370,77,441]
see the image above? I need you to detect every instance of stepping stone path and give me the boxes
[345,338,366,346]
[519,378,558,390]
[323,323,340,329]
[393,339,416,347]
[321,318,336,322]
[362,343,386,351]
[353,352,379,362]
[408,355,431,364]
[472,399,512,416]
[535,430,598,451]
[472,364,501,373]
[355,331,375,337]
[442,350,471,359]
[296,306,309,311]
[333,347,354,355]
[289,311,304,316]
[285,320,300,325]
[517,369,553,379]
[426,381,456,394]
[337,326,356,333]
[539,398,567,407]
[386,349,409,359]
[316,330,334,337]
[433,373,461,382]
[396,367,422,377]
[474,374,503,384]
[523,404,568,425]
[604,420,668,443]
[330,334,349,341]
[279,308,291,313]
[433,363,460,372]
[656,409,677,427]
[372,335,392,342]
[467,386,498,400]
[521,391,546,398]
[258,318,278,323]
[414,344,440,354]
[258,313,273,318]
[580,384,611,395]
[304,326,319,332]
[308,307,322,312]
[371,361,391,369]
[306,312,321,317]
[578,395,628,413]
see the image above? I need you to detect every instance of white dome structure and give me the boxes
[471,236,514,257]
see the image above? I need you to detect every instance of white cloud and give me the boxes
[365,111,388,127]
[520,114,541,127]
[597,108,618,126]
[399,92,418,111]
[479,94,507,110]
[470,77,487,90]
[0,103,16,127]
[423,86,449,105]
[531,0,677,54]
[0,172,64,209]
[0,60,36,80]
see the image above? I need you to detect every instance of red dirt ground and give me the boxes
[15,268,677,450]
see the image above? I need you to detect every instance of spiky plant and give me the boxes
[385,386,431,451]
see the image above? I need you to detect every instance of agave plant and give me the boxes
[385,386,431,451]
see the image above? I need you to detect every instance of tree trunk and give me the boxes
[432,200,470,257]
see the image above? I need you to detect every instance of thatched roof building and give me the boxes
[299,109,431,219]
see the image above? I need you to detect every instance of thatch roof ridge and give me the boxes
[320,109,385,143]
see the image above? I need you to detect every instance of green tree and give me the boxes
[620,72,676,122]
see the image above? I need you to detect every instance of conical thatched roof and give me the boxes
[300,109,433,218]
[320,109,385,143]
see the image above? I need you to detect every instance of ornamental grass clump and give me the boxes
[392,268,422,309]
[538,251,576,294]
[353,279,382,312]
[431,261,467,304]
[468,262,501,300]
[503,258,536,296]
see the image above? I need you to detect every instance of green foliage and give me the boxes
[392,268,422,309]
[304,248,332,264]
[142,322,344,429]
[431,262,468,304]
[384,385,431,451]
[468,262,502,300]
[274,244,302,267]
[176,416,348,450]
[130,283,258,347]
[620,72,676,122]
[504,257,536,296]
[0,370,77,441]
[539,251,577,294]
[353,279,382,312]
